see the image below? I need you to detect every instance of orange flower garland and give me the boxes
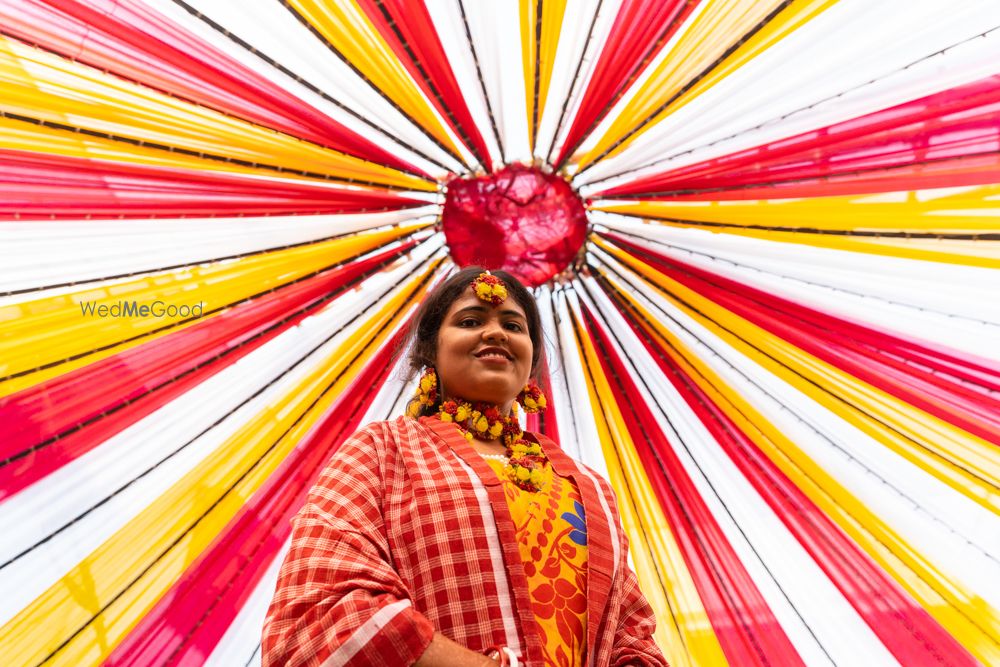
[445,395,551,493]
[408,368,551,493]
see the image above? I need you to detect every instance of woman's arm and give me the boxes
[262,425,436,666]
[414,632,500,667]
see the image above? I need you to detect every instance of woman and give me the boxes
[262,267,667,667]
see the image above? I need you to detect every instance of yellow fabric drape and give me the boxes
[520,0,568,149]
[569,302,730,667]
[597,187,1000,268]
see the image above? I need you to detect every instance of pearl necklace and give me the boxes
[479,452,510,462]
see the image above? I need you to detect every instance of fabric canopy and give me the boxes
[1,1,998,665]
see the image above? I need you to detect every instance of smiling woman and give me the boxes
[260,267,667,667]
[436,294,533,413]
[409,267,543,414]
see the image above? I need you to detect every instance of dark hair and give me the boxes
[402,265,546,388]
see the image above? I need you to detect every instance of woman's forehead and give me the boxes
[446,292,527,318]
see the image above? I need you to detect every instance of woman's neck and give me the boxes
[468,436,508,456]
[441,395,514,416]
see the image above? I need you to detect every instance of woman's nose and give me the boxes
[483,322,508,342]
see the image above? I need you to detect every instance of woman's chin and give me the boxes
[455,384,517,406]
[470,394,516,407]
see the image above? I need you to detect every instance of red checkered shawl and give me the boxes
[262,415,667,667]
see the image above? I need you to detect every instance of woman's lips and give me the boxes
[474,346,512,360]
[475,352,512,365]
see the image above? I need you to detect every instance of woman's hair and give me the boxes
[402,266,546,383]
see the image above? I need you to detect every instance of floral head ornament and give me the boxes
[471,271,508,306]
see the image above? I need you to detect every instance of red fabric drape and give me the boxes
[594,293,979,667]
[525,357,559,445]
[0,150,428,220]
[582,304,805,667]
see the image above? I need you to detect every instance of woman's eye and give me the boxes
[459,318,480,327]
[505,322,523,332]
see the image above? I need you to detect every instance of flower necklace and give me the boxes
[440,394,550,493]
[410,368,551,493]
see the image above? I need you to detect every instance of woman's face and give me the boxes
[435,291,533,409]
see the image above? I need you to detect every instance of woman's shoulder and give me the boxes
[348,415,434,449]
[524,428,562,451]
[322,417,431,478]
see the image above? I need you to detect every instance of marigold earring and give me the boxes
[407,366,440,418]
[517,379,547,413]
[471,271,508,305]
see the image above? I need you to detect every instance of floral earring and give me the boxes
[407,366,440,418]
[517,379,547,413]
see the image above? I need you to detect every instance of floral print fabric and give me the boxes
[484,458,589,667]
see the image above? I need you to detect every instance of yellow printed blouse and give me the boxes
[484,457,589,667]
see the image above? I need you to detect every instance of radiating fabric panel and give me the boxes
[355,0,494,167]
[552,0,698,168]
[1,1,998,665]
